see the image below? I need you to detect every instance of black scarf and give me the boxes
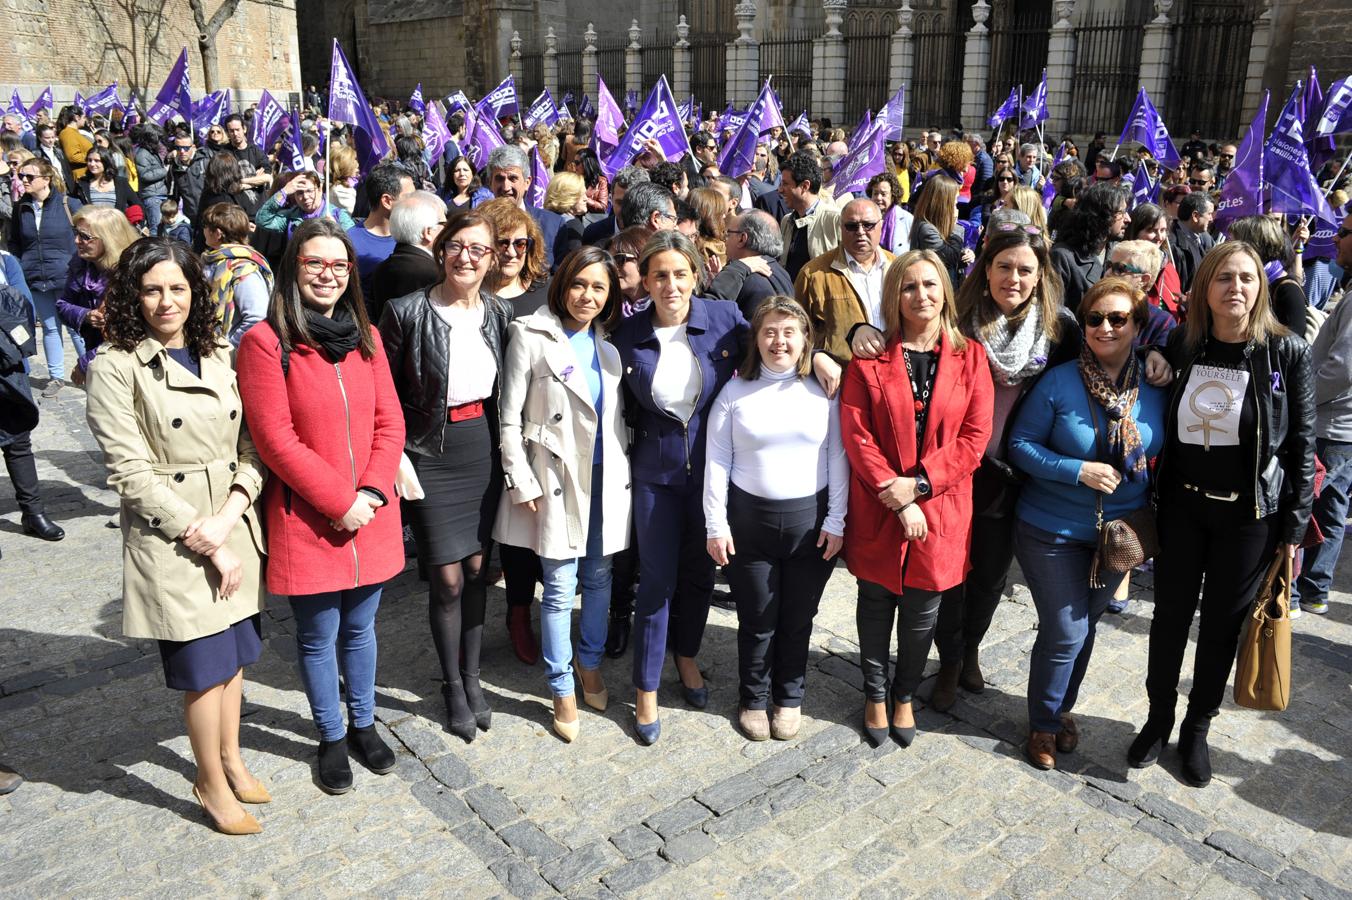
[303,305,361,362]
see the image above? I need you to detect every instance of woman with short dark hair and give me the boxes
[201,202,273,347]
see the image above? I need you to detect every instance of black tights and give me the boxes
[429,553,488,717]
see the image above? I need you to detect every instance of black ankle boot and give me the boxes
[349,724,396,774]
[461,671,492,731]
[317,737,353,794]
[1177,715,1212,787]
[442,681,477,743]
[605,614,631,659]
[1127,713,1175,768]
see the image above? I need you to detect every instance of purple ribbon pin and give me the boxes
[561,365,574,380]
[1271,371,1283,393]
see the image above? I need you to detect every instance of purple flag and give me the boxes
[624,91,639,115]
[73,90,85,113]
[85,83,120,116]
[123,97,141,128]
[1042,142,1066,210]
[677,99,693,123]
[1315,76,1352,136]
[987,87,1020,130]
[281,109,307,172]
[147,48,192,126]
[28,86,53,119]
[1264,84,1335,221]
[578,94,596,121]
[192,91,230,133]
[7,91,26,119]
[476,76,519,121]
[461,107,505,170]
[1116,88,1182,171]
[557,103,573,121]
[409,83,425,115]
[787,111,812,139]
[422,99,452,165]
[848,110,873,148]
[329,39,390,172]
[831,119,887,197]
[877,86,906,142]
[1020,69,1048,131]
[523,89,560,130]
[1303,68,1337,172]
[445,91,473,116]
[718,81,782,178]
[561,91,575,107]
[1302,212,1340,259]
[602,76,690,178]
[1215,92,1268,232]
[595,76,623,148]
[252,89,290,152]
[529,146,550,208]
[1131,160,1159,208]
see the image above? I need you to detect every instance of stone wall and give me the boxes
[0,0,300,106]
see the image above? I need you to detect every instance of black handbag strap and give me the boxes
[1081,379,1109,530]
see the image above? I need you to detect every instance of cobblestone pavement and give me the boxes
[2,350,1350,898]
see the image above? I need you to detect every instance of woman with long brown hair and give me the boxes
[909,176,973,288]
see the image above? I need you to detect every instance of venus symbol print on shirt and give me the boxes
[1178,364,1249,450]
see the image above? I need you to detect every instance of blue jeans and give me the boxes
[30,287,86,381]
[142,194,166,236]
[1015,521,1124,734]
[539,467,612,698]
[289,585,383,742]
[1295,438,1352,604]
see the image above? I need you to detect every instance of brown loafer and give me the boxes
[769,705,800,741]
[1057,715,1079,754]
[1026,731,1057,770]
[738,706,770,741]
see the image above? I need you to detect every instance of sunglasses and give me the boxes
[1219,153,1235,160]
[1106,260,1146,276]
[842,220,880,232]
[73,230,98,243]
[1188,179,1211,188]
[1085,310,1132,328]
[496,237,533,254]
[297,256,353,278]
[17,173,42,182]
[611,252,637,265]
[996,176,1016,183]
[993,223,1043,236]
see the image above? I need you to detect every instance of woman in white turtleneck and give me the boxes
[703,295,848,743]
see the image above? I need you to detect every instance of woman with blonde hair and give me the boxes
[56,206,142,379]
[841,249,992,746]
[910,176,973,288]
[543,171,587,218]
[1008,185,1049,235]
[327,145,360,214]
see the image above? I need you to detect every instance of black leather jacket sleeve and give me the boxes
[1275,334,1316,544]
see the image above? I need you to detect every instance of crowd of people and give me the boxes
[0,92,1346,843]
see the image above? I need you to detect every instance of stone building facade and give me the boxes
[0,0,301,108]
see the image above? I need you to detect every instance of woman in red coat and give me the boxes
[840,249,993,748]
[237,218,406,795]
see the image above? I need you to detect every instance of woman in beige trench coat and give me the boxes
[494,246,631,743]
[85,238,269,836]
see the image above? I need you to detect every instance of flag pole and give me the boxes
[1321,149,1352,198]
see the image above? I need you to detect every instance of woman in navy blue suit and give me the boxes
[611,231,839,744]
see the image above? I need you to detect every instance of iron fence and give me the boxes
[519,52,543,105]
[986,3,1052,113]
[596,36,628,95]
[690,32,734,111]
[911,20,965,130]
[642,40,674,95]
[759,30,814,121]
[1166,1,1255,138]
[1068,6,1149,135]
[845,32,893,127]
[557,46,583,105]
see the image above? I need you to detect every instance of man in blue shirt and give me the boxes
[347,163,415,299]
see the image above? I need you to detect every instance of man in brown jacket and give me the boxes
[794,197,895,365]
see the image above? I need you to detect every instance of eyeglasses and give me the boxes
[1105,260,1147,276]
[445,241,493,263]
[174,145,194,152]
[724,229,746,238]
[842,220,880,232]
[656,210,678,222]
[1188,179,1211,188]
[73,230,97,243]
[297,256,353,278]
[497,237,533,255]
[1084,310,1132,329]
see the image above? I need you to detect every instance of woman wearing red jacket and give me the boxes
[841,249,993,748]
[237,218,406,795]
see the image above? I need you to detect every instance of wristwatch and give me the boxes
[915,472,932,499]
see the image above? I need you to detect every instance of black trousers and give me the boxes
[1147,486,1280,721]
[500,543,542,609]
[725,487,833,709]
[857,580,944,704]
[934,510,1016,664]
[2,433,42,515]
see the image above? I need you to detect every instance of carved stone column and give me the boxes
[1139,0,1174,119]
[1242,0,1272,126]
[812,0,848,125]
[961,0,992,130]
[509,31,523,89]
[583,23,598,96]
[543,26,559,97]
[890,2,915,98]
[673,15,692,99]
[1045,0,1077,135]
[626,19,642,98]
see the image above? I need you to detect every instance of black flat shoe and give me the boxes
[22,513,64,541]
[317,737,353,794]
[1127,715,1175,769]
[349,724,396,774]
[605,615,631,659]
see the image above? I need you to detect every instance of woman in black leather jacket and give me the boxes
[1129,241,1315,787]
[377,209,513,743]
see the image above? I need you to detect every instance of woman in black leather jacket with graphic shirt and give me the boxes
[378,209,513,743]
[1129,241,1315,788]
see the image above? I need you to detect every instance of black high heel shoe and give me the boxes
[441,681,477,743]
[461,671,492,732]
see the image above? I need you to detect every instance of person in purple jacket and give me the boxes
[55,207,142,381]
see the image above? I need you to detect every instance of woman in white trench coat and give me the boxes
[495,246,632,742]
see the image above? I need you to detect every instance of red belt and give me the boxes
[448,400,484,422]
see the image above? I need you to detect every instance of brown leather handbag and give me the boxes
[1084,392,1159,588]
[1234,551,1293,712]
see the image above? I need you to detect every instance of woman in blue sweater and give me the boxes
[1007,277,1166,771]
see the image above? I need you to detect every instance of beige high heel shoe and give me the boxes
[552,695,580,743]
[576,660,608,712]
[193,785,262,835]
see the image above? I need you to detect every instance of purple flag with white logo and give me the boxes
[422,99,452,165]
[1302,212,1340,259]
[1303,68,1336,172]
[877,86,906,142]
[596,77,623,148]
[718,81,782,178]
[1131,160,1159,208]
[329,38,390,173]
[1315,76,1352,136]
[1264,84,1335,221]
[987,87,1020,130]
[147,48,192,126]
[192,91,230,133]
[28,86,53,119]
[557,103,573,121]
[476,75,519,121]
[409,83,425,115]
[1116,88,1182,171]
[524,89,560,130]
[602,76,690,178]
[85,83,120,116]
[1020,69,1048,131]
[624,91,639,115]
[73,90,85,113]
[787,110,812,139]
[578,94,596,121]
[281,109,307,172]
[1215,92,1268,233]
[1042,142,1066,210]
[461,107,505,170]
[848,110,873,148]
[831,119,887,197]
[252,89,290,152]
[529,146,551,208]
[7,90,24,119]
[445,91,473,116]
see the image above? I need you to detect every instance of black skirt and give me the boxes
[409,415,498,565]
[158,614,263,692]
